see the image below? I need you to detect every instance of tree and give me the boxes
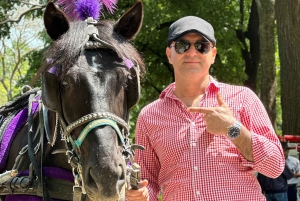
[275,0,300,135]
[0,0,282,135]
[0,16,43,105]
[115,0,271,135]
[0,1,45,38]
[255,0,276,127]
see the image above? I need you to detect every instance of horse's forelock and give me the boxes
[43,21,87,70]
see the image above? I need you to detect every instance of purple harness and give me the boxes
[0,99,74,201]
[0,102,38,172]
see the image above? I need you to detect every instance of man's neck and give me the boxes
[174,75,209,97]
[173,75,210,107]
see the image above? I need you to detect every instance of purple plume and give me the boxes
[56,0,79,20]
[102,0,118,14]
[75,0,102,20]
[56,0,119,21]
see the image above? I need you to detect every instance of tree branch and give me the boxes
[0,5,46,25]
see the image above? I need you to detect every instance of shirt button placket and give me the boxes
[190,120,202,199]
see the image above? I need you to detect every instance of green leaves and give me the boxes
[113,0,254,139]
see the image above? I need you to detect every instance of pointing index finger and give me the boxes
[217,92,228,107]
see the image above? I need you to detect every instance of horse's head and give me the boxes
[41,1,145,200]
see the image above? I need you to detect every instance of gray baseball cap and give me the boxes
[167,16,216,47]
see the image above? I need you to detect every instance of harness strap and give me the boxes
[43,105,52,144]
[27,94,41,181]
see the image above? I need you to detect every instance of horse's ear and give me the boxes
[42,71,62,114]
[126,67,140,109]
[44,2,70,41]
[114,0,143,40]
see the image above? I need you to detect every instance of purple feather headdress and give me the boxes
[56,0,118,21]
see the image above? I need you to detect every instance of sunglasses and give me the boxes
[170,40,212,54]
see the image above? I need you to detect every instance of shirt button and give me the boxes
[196,191,200,195]
[192,142,196,147]
[194,166,198,171]
[191,122,195,126]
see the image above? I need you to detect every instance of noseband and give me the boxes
[65,112,129,156]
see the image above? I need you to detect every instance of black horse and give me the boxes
[0,1,145,200]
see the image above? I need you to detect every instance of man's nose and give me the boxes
[186,44,198,56]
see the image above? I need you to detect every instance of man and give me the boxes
[126,16,285,201]
[284,142,300,201]
[257,141,294,201]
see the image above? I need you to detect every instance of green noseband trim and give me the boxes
[74,118,125,149]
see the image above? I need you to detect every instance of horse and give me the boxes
[0,1,145,200]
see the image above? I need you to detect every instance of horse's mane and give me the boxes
[43,20,146,77]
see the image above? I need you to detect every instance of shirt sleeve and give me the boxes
[134,114,160,201]
[238,88,285,178]
[296,158,300,173]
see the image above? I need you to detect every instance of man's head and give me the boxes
[167,16,216,47]
[166,16,217,80]
[281,141,293,159]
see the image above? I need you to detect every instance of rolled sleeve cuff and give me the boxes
[238,133,285,177]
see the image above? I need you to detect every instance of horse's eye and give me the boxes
[124,74,132,88]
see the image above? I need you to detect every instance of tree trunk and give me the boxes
[244,0,260,93]
[255,0,276,128]
[275,0,300,135]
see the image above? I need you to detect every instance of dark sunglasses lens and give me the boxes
[175,41,190,54]
[195,42,210,54]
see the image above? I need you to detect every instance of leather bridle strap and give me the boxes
[68,118,125,157]
[64,112,129,137]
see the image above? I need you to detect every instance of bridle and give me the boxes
[50,17,144,199]
[0,13,142,201]
[65,112,129,155]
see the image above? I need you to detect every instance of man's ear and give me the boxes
[166,47,172,64]
[211,47,217,64]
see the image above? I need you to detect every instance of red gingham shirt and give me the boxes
[134,76,285,201]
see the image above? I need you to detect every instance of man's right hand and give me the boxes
[126,179,149,201]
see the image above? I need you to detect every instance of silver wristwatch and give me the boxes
[227,121,242,139]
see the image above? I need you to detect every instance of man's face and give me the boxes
[166,32,217,80]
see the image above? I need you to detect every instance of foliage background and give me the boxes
[0,0,296,137]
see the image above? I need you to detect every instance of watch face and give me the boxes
[229,127,240,138]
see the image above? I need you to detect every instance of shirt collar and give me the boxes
[160,75,221,100]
